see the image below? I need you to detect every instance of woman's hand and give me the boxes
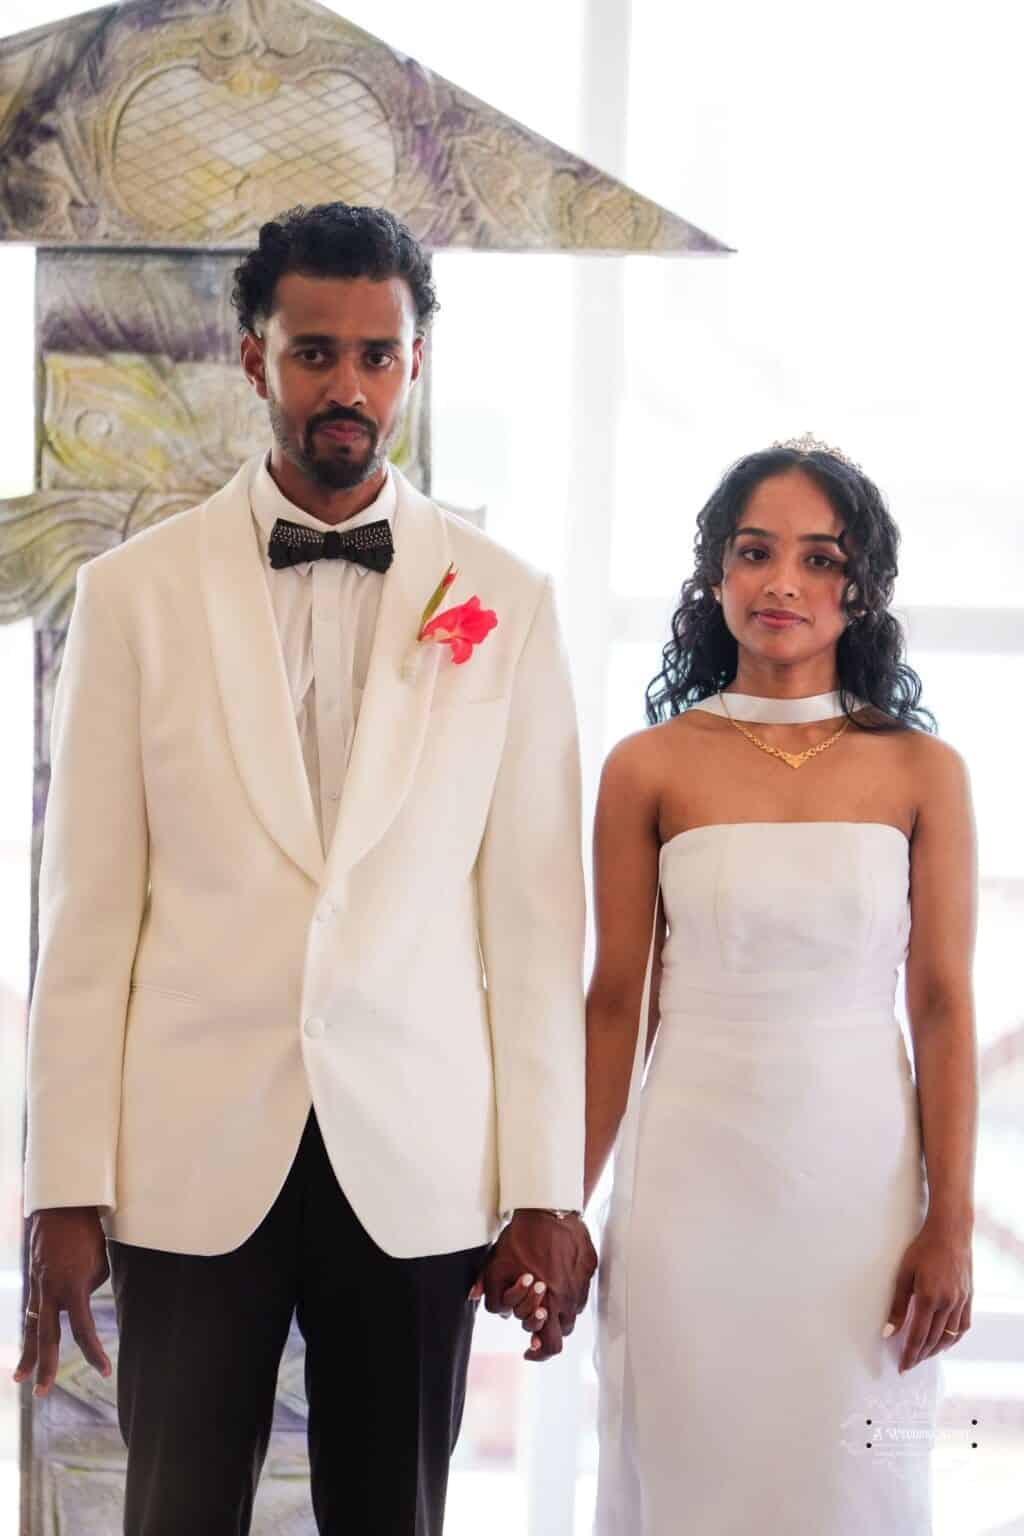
[467,1212,597,1362]
[884,1215,973,1373]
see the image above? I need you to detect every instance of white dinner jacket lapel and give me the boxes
[201,461,325,886]
[200,459,449,893]
[323,469,448,887]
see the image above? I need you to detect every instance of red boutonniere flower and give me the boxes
[402,563,498,679]
[420,595,498,662]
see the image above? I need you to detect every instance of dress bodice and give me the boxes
[657,822,910,1021]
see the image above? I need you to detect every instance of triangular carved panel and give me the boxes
[0,0,727,254]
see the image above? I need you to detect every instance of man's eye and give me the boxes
[365,351,394,368]
[297,349,326,364]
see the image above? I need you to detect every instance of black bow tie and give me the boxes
[268,516,395,574]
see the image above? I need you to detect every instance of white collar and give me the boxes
[692,690,861,723]
[250,452,397,576]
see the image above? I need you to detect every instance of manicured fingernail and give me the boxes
[534,1281,546,1295]
[535,1308,547,1322]
[520,1274,534,1287]
[529,1337,540,1350]
[33,1385,45,1398]
[882,1323,896,1338]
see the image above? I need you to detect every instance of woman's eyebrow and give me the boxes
[733,525,844,546]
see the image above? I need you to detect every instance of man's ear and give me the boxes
[240,331,268,400]
[410,335,425,385]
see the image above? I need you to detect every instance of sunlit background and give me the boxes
[1,0,1022,1531]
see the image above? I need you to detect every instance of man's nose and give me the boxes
[325,355,367,409]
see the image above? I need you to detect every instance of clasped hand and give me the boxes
[468,1210,598,1362]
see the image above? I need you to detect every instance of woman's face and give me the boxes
[714,469,853,668]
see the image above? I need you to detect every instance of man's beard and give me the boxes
[267,394,389,491]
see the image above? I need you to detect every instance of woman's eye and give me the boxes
[738,547,767,562]
[808,554,842,570]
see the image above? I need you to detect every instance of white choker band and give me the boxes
[690,690,862,724]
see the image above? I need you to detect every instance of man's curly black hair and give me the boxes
[230,202,440,337]
[646,445,936,733]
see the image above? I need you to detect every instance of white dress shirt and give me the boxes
[249,454,398,855]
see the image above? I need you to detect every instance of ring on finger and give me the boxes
[25,1310,39,1320]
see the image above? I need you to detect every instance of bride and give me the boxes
[584,436,978,1534]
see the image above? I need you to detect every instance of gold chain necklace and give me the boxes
[719,692,850,770]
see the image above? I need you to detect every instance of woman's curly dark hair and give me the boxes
[230,202,440,337]
[645,445,935,732]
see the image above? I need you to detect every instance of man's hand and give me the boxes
[470,1210,597,1362]
[13,1207,112,1397]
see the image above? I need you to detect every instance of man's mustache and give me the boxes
[306,408,378,445]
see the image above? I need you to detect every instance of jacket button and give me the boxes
[304,1016,326,1039]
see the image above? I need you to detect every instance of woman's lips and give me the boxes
[753,610,806,629]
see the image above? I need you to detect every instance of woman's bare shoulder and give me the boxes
[899,726,970,792]
[859,712,966,772]
[601,713,712,797]
[602,726,657,792]
[605,711,709,764]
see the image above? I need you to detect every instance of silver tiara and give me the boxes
[772,432,861,471]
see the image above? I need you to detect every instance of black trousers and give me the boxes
[108,1111,489,1536]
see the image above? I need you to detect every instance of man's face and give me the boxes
[241,271,423,491]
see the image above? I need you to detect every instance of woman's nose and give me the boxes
[763,568,800,599]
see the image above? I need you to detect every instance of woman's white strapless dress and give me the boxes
[594,818,940,1535]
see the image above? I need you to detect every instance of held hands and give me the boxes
[883,1214,973,1373]
[13,1208,112,1397]
[468,1209,598,1362]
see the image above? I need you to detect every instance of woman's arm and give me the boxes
[905,738,979,1230]
[583,735,663,1209]
[890,735,979,1371]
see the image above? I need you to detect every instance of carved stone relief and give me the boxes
[0,0,726,255]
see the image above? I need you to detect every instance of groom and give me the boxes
[16,202,596,1534]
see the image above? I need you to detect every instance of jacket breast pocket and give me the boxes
[128,980,203,1005]
[427,684,508,715]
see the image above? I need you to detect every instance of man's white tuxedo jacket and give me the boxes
[24,457,587,1257]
